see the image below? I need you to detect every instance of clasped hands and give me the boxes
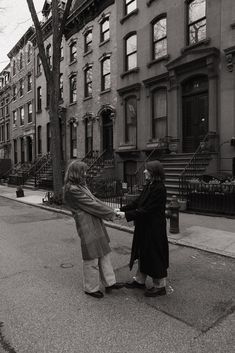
[114,208,125,219]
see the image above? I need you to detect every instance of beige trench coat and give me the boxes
[64,184,115,260]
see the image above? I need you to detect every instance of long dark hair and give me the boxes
[146,160,165,182]
[64,160,88,189]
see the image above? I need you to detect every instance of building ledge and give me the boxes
[181,38,211,54]
[147,54,170,68]
[120,67,140,79]
[120,9,139,24]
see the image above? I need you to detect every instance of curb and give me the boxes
[1,193,235,259]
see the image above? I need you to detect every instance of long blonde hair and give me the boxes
[64,160,88,189]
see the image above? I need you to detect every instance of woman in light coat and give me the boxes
[63,160,123,299]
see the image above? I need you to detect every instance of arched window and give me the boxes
[70,40,77,62]
[124,0,137,15]
[100,17,110,43]
[85,118,93,154]
[84,29,92,53]
[46,44,52,66]
[69,74,77,103]
[125,33,137,71]
[70,123,77,158]
[187,0,206,45]
[152,15,167,60]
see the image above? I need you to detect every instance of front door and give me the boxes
[182,77,208,153]
[102,110,113,159]
[27,136,32,162]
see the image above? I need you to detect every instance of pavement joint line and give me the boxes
[1,193,235,260]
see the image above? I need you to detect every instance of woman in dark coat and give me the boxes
[118,160,169,297]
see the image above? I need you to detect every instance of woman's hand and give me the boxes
[115,211,125,219]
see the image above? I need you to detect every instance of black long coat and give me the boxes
[120,181,169,279]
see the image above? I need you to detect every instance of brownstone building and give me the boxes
[0,64,11,160]
[115,0,235,183]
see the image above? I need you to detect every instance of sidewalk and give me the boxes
[1,184,235,259]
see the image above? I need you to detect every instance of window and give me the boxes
[37,126,42,155]
[5,98,9,116]
[37,54,42,75]
[28,102,32,123]
[70,123,77,158]
[13,110,17,127]
[19,52,23,70]
[84,66,92,98]
[152,89,167,139]
[46,85,50,107]
[47,122,51,152]
[0,101,3,118]
[19,79,24,97]
[124,96,137,145]
[6,122,9,141]
[37,86,42,111]
[20,107,24,126]
[69,75,77,103]
[27,73,32,91]
[27,44,32,63]
[100,17,110,42]
[84,30,92,53]
[46,44,52,66]
[70,41,77,62]
[59,74,63,100]
[85,118,93,154]
[13,85,17,101]
[13,60,16,76]
[20,137,25,163]
[152,16,167,60]
[101,57,111,91]
[0,125,4,142]
[188,0,206,45]
[14,139,18,164]
[125,0,137,15]
[125,33,137,71]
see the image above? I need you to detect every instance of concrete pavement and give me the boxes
[0,184,235,259]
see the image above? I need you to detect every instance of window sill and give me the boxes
[147,54,170,68]
[100,88,111,95]
[69,59,77,66]
[121,67,140,78]
[181,38,211,53]
[120,9,139,24]
[36,109,42,114]
[83,49,93,57]
[69,102,77,106]
[83,96,92,101]
[99,39,110,47]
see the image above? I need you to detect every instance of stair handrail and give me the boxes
[82,150,99,165]
[87,149,107,172]
[35,154,52,187]
[179,131,218,198]
[22,153,51,183]
[3,161,21,178]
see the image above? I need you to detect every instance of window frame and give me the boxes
[151,88,167,140]
[37,86,42,111]
[70,41,77,63]
[70,122,77,158]
[124,0,137,15]
[84,29,93,53]
[27,102,33,123]
[100,17,110,43]
[19,106,24,126]
[124,95,137,144]
[187,0,207,46]
[125,32,137,71]
[69,74,77,103]
[84,66,93,98]
[152,14,167,60]
[101,56,111,91]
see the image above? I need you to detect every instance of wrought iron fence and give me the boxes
[186,180,235,215]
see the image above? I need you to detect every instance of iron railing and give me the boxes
[179,132,219,199]
[35,154,52,188]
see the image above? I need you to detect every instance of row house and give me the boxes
[115,0,235,180]
[2,0,235,187]
[7,27,35,165]
[0,64,11,160]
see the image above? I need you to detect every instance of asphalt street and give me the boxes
[0,197,234,353]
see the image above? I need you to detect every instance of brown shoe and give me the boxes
[144,287,166,297]
[105,282,125,293]
[85,290,104,299]
[125,280,146,289]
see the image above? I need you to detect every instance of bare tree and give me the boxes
[26,0,73,202]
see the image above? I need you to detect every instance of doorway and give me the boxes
[182,76,208,153]
[102,109,113,159]
[27,136,32,162]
